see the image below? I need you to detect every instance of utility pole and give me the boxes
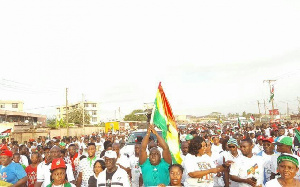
[263,80,276,120]
[118,107,121,121]
[297,97,300,114]
[264,99,267,116]
[257,100,261,116]
[82,94,85,136]
[66,88,69,136]
[287,102,289,116]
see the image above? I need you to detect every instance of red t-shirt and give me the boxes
[25,165,37,187]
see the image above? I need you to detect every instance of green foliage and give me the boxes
[99,122,105,127]
[124,109,147,121]
[242,111,247,117]
[47,117,57,129]
[66,107,91,125]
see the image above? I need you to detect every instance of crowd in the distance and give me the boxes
[1,121,300,187]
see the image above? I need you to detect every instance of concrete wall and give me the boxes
[11,126,105,144]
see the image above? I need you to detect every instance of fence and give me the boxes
[11,126,105,144]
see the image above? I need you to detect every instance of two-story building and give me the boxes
[56,101,100,125]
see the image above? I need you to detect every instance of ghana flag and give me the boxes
[150,82,182,164]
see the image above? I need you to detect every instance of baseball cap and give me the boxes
[263,137,274,143]
[51,158,66,171]
[0,144,8,151]
[185,134,194,141]
[104,150,117,158]
[59,142,66,146]
[0,150,13,157]
[257,135,264,140]
[227,138,239,147]
[275,136,293,146]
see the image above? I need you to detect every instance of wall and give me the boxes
[10,126,105,144]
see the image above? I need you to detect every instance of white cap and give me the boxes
[104,150,117,159]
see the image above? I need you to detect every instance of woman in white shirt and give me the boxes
[265,153,300,187]
[183,136,230,187]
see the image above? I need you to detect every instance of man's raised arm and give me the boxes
[139,125,151,165]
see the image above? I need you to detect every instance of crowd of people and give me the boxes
[1,121,300,187]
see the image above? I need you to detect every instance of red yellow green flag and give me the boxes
[151,82,182,164]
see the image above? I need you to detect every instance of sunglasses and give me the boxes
[228,146,236,148]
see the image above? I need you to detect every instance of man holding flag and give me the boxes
[138,82,182,186]
[139,124,172,186]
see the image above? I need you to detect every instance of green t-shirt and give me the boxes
[140,158,170,186]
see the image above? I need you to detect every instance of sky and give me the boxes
[1,0,300,121]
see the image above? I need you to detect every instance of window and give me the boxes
[0,104,4,108]
[92,111,97,115]
[12,103,18,108]
[92,117,97,122]
[92,103,97,107]
[84,103,89,107]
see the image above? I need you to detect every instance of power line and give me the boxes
[0,78,60,93]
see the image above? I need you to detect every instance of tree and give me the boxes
[67,107,91,125]
[47,117,57,129]
[124,109,147,121]
[242,111,247,117]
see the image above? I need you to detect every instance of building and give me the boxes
[0,100,24,112]
[0,109,47,138]
[56,101,100,125]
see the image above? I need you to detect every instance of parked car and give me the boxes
[123,129,162,156]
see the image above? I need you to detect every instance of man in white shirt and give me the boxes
[112,143,130,175]
[76,143,99,187]
[211,136,223,154]
[256,137,276,185]
[19,145,29,167]
[230,138,264,187]
[95,136,104,157]
[129,143,142,186]
[252,135,264,155]
[97,150,130,187]
[180,141,189,160]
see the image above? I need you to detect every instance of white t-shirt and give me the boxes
[184,153,216,187]
[78,157,100,187]
[95,142,104,157]
[220,151,242,187]
[257,151,274,184]
[20,155,29,167]
[97,167,130,187]
[211,144,223,154]
[36,161,75,187]
[252,144,263,155]
[207,152,224,187]
[117,154,130,169]
[129,155,141,187]
[230,155,264,187]
[265,179,282,187]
